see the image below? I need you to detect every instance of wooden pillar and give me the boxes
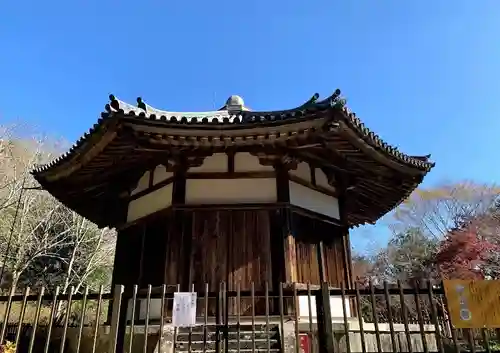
[337,174,356,317]
[283,235,298,283]
[172,164,187,205]
[275,163,297,284]
[110,182,135,290]
[318,240,327,283]
[108,178,141,349]
[275,162,297,316]
[316,282,335,353]
[172,161,190,291]
[112,217,140,353]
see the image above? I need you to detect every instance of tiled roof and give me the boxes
[32,90,434,174]
[104,93,337,124]
[30,89,437,228]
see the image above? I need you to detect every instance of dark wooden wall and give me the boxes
[111,223,144,288]
[322,232,347,287]
[114,208,284,314]
[188,209,274,290]
[164,210,191,288]
[114,209,348,289]
[189,209,278,315]
[291,213,347,287]
[141,216,171,286]
[113,206,350,318]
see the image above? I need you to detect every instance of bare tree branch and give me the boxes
[0,123,116,294]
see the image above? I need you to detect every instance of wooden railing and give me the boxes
[0,281,496,353]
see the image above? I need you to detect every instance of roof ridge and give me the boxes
[338,105,435,170]
[31,90,434,175]
[108,95,233,117]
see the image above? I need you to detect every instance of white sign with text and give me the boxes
[172,292,197,327]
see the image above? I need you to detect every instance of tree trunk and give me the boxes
[54,246,78,325]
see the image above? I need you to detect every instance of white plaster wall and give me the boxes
[289,162,311,182]
[289,181,340,220]
[153,164,173,185]
[298,295,351,319]
[127,184,173,222]
[189,153,228,173]
[315,169,336,192]
[234,152,274,172]
[185,178,277,204]
[131,171,150,196]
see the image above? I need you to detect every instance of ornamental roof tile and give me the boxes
[32,90,434,175]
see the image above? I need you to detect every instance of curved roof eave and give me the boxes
[336,105,434,172]
[31,91,434,178]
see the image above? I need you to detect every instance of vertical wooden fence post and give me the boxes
[316,282,335,353]
[215,283,221,353]
[109,285,125,353]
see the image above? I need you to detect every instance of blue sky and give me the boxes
[1,1,499,253]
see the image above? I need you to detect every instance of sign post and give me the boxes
[172,292,197,328]
[444,280,500,328]
[299,334,311,353]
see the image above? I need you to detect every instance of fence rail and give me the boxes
[0,281,496,353]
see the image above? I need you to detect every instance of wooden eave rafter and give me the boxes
[31,90,434,228]
[33,90,433,177]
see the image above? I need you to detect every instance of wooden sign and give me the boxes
[444,280,500,328]
[172,292,197,328]
[299,334,311,353]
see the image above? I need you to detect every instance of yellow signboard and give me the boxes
[444,280,500,328]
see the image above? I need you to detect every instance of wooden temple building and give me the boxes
[32,90,434,318]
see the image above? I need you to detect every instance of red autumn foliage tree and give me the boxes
[435,221,500,280]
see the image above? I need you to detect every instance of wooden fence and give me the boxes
[0,281,496,353]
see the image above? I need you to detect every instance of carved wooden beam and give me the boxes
[252,152,300,171]
[168,153,208,171]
